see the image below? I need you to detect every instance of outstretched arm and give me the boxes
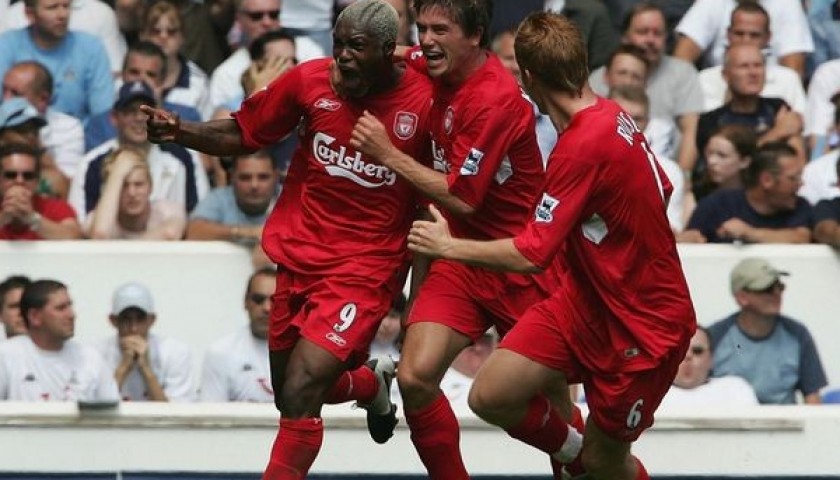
[142,105,255,157]
[408,205,540,273]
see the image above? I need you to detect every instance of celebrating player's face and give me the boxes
[416,6,481,82]
[332,20,389,98]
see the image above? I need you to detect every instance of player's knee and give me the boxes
[279,369,325,417]
[396,362,437,403]
[467,384,503,424]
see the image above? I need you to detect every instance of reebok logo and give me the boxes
[313,132,397,188]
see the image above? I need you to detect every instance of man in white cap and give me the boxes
[94,282,195,402]
[707,257,827,404]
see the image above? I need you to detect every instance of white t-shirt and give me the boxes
[805,59,840,137]
[658,376,759,409]
[199,325,273,402]
[0,0,126,73]
[94,333,195,402]
[675,0,813,68]
[799,150,840,205]
[0,336,119,402]
[698,64,807,114]
[209,40,325,110]
[43,108,85,178]
[280,0,333,30]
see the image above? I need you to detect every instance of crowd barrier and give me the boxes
[1,241,839,388]
[0,402,838,476]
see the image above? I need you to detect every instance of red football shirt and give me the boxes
[0,196,77,240]
[407,47,550,289]
[513,97,696,372]
[233,59,433,279]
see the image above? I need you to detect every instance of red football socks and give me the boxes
[263,417,324,480]
[323,366,378,405]
[507,396,585,478]
[405,393,469,480]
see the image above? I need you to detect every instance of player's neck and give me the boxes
[440,49,487,87]
[544,85,597,131]
[30,332,65,352]
[367,64,405,95]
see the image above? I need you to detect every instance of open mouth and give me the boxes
[424,51,445,62]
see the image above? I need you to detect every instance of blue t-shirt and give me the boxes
[687,188,813,243]
[189,185,279,246]
[0,28,113,122]
[708,314,828,404]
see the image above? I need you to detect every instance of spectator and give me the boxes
[696,3,806,115]
[0,0,115,123]
[94,282,195,402]
[674,0,813,79]
[708,258,828,404]
[199,267,274,402]
[369,292,405,361]
[153,0,236,75]
[139,1,212,120]
[489,0,619,70]
[608,84,686,233]
[208,0,324,111]
[799,117,840,204]
[186,149,280,250]
[84,41,202,153]
[807,0,840,74]
[0,0,127,75]
[0,279,120,401]
[805,62,840,157]
[813,159,840,247]
[69,81,209,223]
[0,96,68,198]
[0,275,31,340]
[601,44,677,161]
[0,142,81,240]
[589,2,705,177]
[681,142,811,244]
[85,147,186,240]
[279,0,333,53]
[695,44,805,178]
[658,326,758,409]
[692,124,756,204]
[2,61,85,180]
[384,0,415,46]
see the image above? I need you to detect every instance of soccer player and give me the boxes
[143,1,433,477]
[407,12,697,480]
[350,1,580,478]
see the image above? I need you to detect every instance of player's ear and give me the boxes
[383,39,396,61]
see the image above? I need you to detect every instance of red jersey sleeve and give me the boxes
[447,94,535,209]
[513,151,598,269]
[232,64,307,150]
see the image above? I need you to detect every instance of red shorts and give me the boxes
[268,267,402,369]
[501,300,689,442]
[408,259,548,340]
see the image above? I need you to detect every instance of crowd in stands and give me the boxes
[0,0,838,404]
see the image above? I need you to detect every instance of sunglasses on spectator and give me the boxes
[249,293,271,305]
[2,170,38,181]
[242,9,280,21]
[745,281,785,295]
[689,345,707,356]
